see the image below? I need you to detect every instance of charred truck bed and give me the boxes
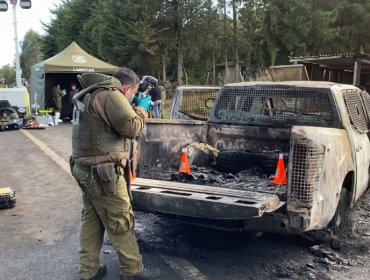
[133,119,290,222]
[132,178,283,219]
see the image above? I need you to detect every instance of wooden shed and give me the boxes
[289,53,370,91]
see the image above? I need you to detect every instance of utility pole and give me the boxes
[0,0,32,87]
[12,1,22,87]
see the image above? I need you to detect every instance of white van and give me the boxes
[0,87,31,117]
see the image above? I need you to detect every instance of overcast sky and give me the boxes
[0,0,63,67]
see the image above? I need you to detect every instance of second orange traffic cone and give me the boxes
[272,153,287,185]
[130,170,136,183]
[179,148,191,175]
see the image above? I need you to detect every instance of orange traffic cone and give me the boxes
[179,148,191,175]
[272,153,287,185]
[130,170,136,183]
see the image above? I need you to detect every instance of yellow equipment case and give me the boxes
[0,187,16,209]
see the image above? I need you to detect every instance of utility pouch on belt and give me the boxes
[95,163,117,195]
[69,156,74,175]
[124,162,133,202]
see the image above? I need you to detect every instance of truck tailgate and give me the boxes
[132,178,284,219]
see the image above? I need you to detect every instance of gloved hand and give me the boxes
[131,92,143,105]
[136,96,153,112]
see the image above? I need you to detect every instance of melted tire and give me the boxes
[216,150,285,174]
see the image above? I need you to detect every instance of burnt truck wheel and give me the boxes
[329,187,353,237]
[301,188,353,248]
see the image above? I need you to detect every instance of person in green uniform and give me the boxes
[51,84,64,124]
[70,67,160,280]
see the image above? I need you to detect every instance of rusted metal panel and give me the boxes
[132,178,284,219]
[139,120,207,169]
[170,86,221,120]
[206,123,291,152]
[267,64,309,81]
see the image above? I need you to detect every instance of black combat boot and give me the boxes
[123,268,161,280]
[80,264,107,280]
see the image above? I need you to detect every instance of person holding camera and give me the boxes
[136,76,163,119]
[71,67,160,280]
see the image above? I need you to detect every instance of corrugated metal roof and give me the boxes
[289,53,370,72]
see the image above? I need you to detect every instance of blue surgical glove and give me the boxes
[131,92,143,105]
[136,96,152,112]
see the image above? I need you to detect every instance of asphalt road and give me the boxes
[0,123,369,280]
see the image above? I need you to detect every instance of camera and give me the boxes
[138,75,158,92]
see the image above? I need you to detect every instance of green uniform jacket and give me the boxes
[72,73,147,166]
[51,86,63,111]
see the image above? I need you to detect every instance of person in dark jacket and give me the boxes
[68,83,78,122]
[148,85,163,118]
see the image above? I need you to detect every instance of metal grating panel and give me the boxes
[268,65,309,81]
[344,90,369,133]
[178,88,220,120]
[288,141,324,207]
[212,86,337,127]
[361,91,370,124]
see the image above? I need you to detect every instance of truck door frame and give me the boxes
[343,89,370,202]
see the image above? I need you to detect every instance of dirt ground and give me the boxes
[0,124,369,280]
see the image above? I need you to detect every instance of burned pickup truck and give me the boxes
[131,81,370,234]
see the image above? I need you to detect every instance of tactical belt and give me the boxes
[75,163,122,174]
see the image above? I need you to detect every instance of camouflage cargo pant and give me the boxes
[72,164,144,278]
